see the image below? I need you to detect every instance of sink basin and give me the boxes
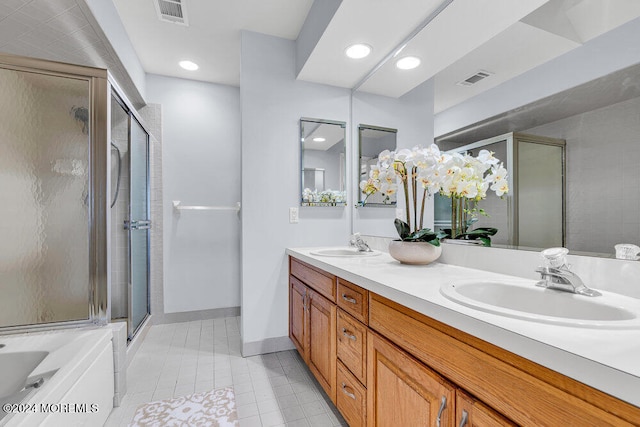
[311,248,381,257]
[440,280,640,329]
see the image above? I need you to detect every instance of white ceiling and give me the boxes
[111,0,313,85]
[111,0,640,113]
[303,122,345,151]
[2,0,638,114]
[296,0,445,89]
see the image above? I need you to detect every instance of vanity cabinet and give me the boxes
[289,258,337,403]
[288,256,640,427]
[367,330,455,427]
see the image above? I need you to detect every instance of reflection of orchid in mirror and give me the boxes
[359,143,509,246]
[302,188,346,206]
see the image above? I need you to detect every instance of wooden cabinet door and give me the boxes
[367,331,455,427]
[456,390,515,427]
[289,277,308,358]
[308,288,337,403]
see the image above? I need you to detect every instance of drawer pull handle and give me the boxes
[341,382,356,400]
[436,396,447,427]
[458,410,468,427]
[342,294,357,304]
[341,328,357,341]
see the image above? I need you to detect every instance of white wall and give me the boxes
[145,74,241,314]
[240,31,351,354]
[352,82,435,238]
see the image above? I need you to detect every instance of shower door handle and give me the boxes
[125,220,151,230]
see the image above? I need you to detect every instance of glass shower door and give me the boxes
[128,118,150,339]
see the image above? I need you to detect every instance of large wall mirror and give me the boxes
[436,58,640,258]
[358,124,398,206]
[300,117,347,207]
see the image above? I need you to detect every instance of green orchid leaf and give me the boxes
[427,238,441,247]
[469,227,498,236]
[409,228,437,241]
[479,237,491,246]
[394,219,411,240]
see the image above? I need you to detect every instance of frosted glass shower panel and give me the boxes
[0,68,90,327]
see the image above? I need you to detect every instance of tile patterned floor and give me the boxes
[104,317,347,427]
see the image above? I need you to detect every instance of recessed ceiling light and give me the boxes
[396,56,421,70]
[313,137,326,142]
[345,44,372,59]
[179,60,199,71]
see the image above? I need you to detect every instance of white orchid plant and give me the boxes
[359,144,509,246]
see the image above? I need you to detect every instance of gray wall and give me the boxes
[145,74,241,314]
[240,31,351,355]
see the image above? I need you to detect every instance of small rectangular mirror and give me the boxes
[358,124,397,206]
[300,118,347,206]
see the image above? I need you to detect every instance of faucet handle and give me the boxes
[540,247,569,269]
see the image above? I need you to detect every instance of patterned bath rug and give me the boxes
[129,387,238,427]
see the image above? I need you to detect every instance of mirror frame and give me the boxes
[299,117,347,207]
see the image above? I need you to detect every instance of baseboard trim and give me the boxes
[242,336,295,357]
[153,306,240,325]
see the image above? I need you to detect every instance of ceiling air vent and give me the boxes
[457,70,493,86]
[154,0,189,26]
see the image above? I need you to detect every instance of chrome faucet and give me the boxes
[349,233,372,252]
[535,247,601,297]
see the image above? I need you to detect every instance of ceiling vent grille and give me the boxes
[457,70,493,86]
[155,0,189,26]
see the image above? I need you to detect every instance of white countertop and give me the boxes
[286,247,640,407]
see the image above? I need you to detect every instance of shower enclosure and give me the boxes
[0,53,150,340]
[110,93,151,340]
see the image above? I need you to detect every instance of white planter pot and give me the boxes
[388,240,442,265]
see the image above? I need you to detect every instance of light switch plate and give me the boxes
[289,207,299,224]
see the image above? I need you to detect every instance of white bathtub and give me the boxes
[0,327,114,426]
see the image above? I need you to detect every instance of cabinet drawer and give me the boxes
[337,309,367,385]
[290,257,336,302]
[337,361,366,427]
[337,279,368,324]
[456,390,516,427]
